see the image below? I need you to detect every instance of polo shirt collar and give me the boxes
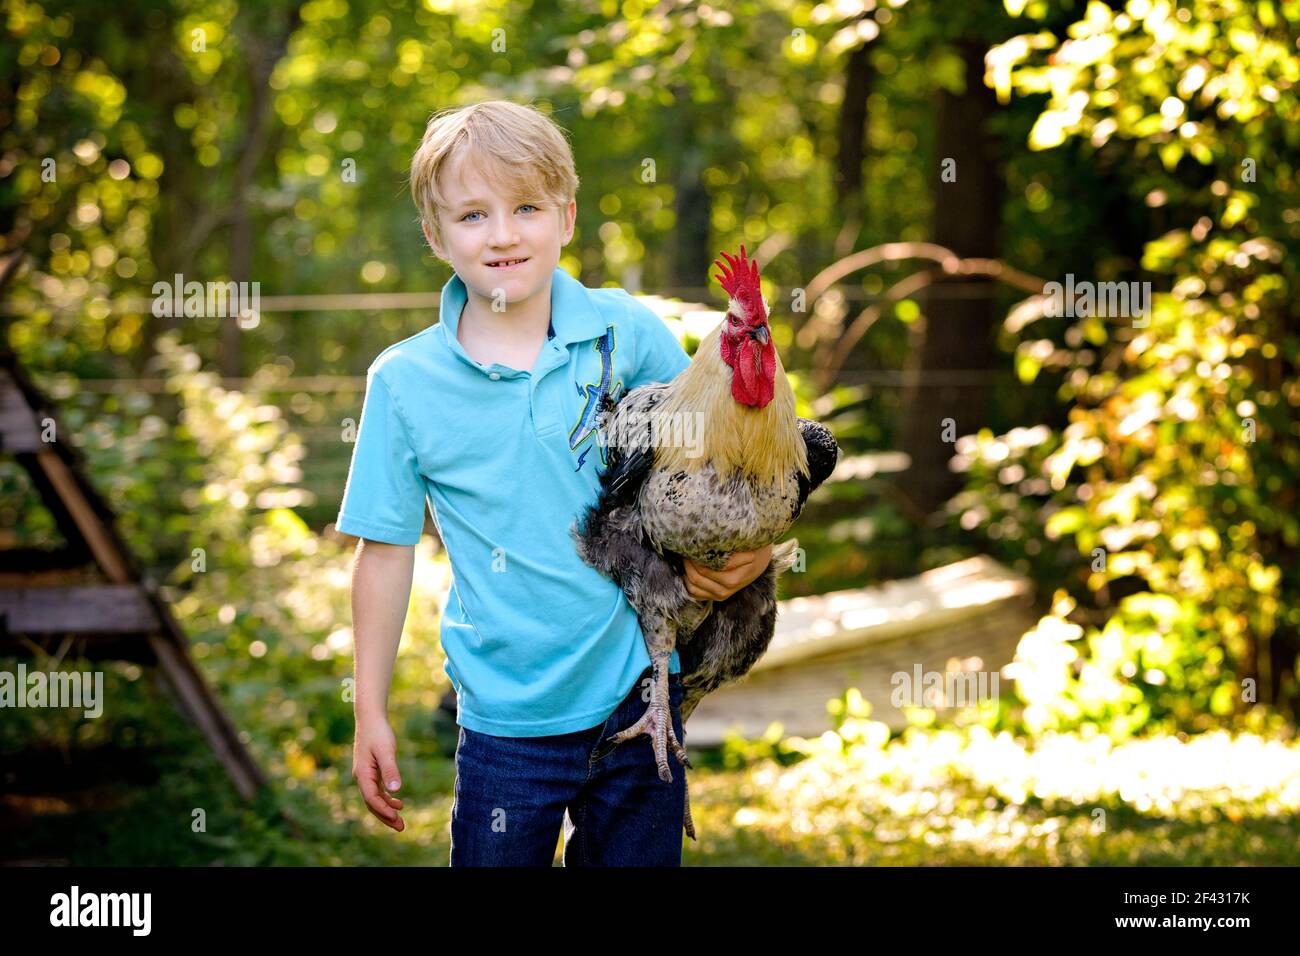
[438,265,611,363]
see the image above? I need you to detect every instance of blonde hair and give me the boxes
[410,100,580,255]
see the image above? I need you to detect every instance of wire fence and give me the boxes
[0,277,1028,316]
[16,275,1045,533]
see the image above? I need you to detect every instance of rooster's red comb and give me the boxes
[712,245,762,305]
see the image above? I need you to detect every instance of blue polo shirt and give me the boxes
[335,265,691,736]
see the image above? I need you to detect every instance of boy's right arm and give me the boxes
[350,537,415,833]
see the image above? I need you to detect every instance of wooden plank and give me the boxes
[0,373,43,453]
[1,350,143,583]
[686,602,1040,746]
[676,556,1040,746]
[32,451,131,583]
[0,584,158,634]
[756,555,1031,671]
[147,631,266,801]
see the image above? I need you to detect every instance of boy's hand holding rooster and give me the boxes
[681,545,773,602]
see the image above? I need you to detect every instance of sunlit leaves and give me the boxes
[702,708,1300,863]
[958,0,1300,731]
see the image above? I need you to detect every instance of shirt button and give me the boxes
[489,371,501,380]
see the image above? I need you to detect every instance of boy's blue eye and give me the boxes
[460,204,539,222]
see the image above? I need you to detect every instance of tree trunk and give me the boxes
[897,40,1004,515]
[671,142,712,294]
[833,32,874,258]
[221,2,303,378]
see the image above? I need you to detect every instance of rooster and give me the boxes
[571,245,839,840]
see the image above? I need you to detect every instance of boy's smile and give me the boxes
[484,256,530,271]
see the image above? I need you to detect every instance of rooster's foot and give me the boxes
[605,662,691,783]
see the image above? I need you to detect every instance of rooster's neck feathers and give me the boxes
[653,321,808,487]
[646,243,803,485]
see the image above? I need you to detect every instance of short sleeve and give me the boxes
[625,297,690,390]
[334,369,428,545]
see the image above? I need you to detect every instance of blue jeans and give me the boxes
[449,665,687,866]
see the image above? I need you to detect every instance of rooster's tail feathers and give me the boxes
[771,538,801,574]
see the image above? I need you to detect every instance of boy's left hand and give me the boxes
[682,543,773,601]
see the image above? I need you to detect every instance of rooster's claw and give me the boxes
[604,667,690,782]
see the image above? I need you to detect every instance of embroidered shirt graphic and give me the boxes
[568,325,623,472]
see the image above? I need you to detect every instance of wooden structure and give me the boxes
[0,251,266,801]
[685,555,1038,746]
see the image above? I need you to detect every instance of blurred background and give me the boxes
[1,0,1298,866]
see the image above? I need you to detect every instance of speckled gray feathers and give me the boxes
[571,382,839,715]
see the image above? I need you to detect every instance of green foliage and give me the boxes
[952,0,1300,734]
[7,0,1300,864]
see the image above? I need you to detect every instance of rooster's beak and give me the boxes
[750,325,770,346]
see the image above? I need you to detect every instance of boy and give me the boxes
[338,100,773,867]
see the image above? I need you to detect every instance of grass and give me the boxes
[5,673,1298,866]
